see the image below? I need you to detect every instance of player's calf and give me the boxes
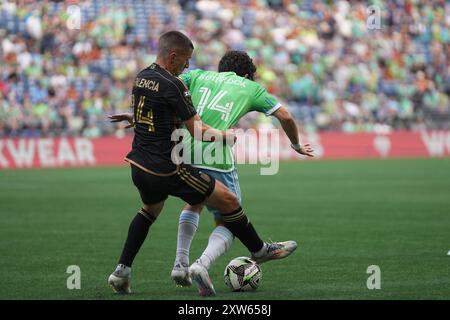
[207,181,265,254]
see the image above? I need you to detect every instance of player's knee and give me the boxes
[223,189,240,211]
[215,219,225,227]
[142,204,162,220]
[183,203,203,214]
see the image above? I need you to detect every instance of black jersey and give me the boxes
[125,63,197,174]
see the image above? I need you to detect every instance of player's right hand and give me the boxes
[108,113,134,129]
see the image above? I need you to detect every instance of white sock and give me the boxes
[198,226,234,270]
[252,242,268,258]
[174,210,199,266]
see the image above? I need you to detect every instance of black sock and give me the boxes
[118,208,156,267]
[221,207,264,253]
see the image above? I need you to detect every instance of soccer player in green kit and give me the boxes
[110,51,313,296]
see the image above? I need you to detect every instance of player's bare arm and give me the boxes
[109,113,236,145]
[272,106,314,157]
[183,114,236,144]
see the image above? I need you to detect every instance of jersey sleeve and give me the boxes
[179,69,201,90]
[179,71,193,88]
[251,83,281,116]
[166,77,197,121]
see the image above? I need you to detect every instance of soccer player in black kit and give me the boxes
[108,31,297,297]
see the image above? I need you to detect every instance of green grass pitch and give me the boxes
[1,159,449,300]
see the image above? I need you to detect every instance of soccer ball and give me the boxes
[223,257,262,292]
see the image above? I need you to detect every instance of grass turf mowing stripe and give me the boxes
[0,159,449,299]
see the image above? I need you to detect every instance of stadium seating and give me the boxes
[0,0,448,137]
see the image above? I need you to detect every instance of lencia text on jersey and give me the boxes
[134,78,160,92]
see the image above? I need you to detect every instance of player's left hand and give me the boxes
[108,113,134,128]
[292,143,314,157]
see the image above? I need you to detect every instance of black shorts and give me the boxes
[130,163,216,205]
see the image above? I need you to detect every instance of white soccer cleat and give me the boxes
[171,262,192,287]
[251,241,298,264]
[189,261,216,297]
[108,264,131,294]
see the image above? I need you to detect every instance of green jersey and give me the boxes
[179,69,280,172]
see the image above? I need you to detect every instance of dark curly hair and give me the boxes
[218,51,257,80]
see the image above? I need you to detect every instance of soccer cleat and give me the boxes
[171,262,192,287]
[108,264,131,294]
[251,240,298,264]
[189,261,216,297]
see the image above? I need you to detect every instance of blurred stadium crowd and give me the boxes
[0,0,449,138]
